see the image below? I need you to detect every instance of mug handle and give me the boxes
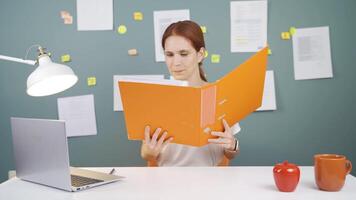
[346,160,352,174]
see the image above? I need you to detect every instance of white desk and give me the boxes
[0,166,355,200]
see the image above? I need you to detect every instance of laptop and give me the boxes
[10,117,124,192]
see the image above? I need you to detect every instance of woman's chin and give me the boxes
[172,75,186,80]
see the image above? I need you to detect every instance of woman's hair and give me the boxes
[161,20,207,82]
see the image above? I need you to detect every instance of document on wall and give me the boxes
[114,75,165,111]
[257,70,277,111]
[57,94,97,137]
[153,9,190,62]
[230,0,267,52]
[292,26,333,80]
[77,0,113,31]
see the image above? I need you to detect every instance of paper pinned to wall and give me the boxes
[230,0,267,52]
[57,94,97,137]
[114,75,165,111]
[153,9,190,62]
[257,70,277,111]
[77,0,113,31]
[292,26,333,80]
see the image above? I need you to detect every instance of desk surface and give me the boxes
[0,166,355,200]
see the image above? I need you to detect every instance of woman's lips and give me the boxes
[173,70,185,74]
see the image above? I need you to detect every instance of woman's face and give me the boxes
[164,35,204,81]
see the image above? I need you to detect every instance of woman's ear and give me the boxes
[197,47,205,63]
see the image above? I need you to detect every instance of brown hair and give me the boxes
[161,20,207,82]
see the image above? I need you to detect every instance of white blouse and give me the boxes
[157,123,241,166]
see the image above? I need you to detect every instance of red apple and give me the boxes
[273,160,300,192]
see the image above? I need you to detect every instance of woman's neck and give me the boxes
[187,77,207,87]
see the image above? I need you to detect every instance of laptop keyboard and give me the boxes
[71,175,104,187]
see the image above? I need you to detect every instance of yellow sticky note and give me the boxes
[281,32,291,40]
[204,50,208,58]
[87,77,96,86]
[117,25,127,34]
[200,26,207,33]
[133,12,143,21]
[289,27,297,36]
[268,48,272,55]
[61,54,71,63]
[211,54,220,63]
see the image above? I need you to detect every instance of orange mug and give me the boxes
[314,154,352,191]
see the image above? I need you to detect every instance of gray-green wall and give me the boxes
[1,0,355,183]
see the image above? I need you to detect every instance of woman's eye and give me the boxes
[165,53,173,57]
[180,53,188,57]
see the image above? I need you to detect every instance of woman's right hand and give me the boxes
[141,126,173,162]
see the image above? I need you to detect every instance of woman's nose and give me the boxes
[173,55,181,66]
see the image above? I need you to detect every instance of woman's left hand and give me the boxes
[208,119,237,151]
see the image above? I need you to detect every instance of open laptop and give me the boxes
[10,117,123,192]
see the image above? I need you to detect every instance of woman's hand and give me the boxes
[141,126,173,161]
[208,119,238,151]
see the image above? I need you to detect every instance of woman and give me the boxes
[141,20,240,166]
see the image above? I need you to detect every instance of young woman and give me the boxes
[141,20,240,166]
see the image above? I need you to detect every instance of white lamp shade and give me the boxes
[26,55,78,96]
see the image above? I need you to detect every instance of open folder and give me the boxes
[119,47,268,146]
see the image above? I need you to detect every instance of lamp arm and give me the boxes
[0,55,36,66]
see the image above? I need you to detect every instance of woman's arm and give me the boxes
[223,139,240,160]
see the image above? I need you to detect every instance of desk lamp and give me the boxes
[0,45,78,96]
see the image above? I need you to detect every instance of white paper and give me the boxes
[77,0,113,31]
[257,70,277,111]
[231,123,241,135]
[292,26,333,80]
[153,9,190,62]
[57,94,97,137]
[114,75,164,111]
[230,1,267,52]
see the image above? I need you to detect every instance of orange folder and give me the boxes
[119,47,268,146]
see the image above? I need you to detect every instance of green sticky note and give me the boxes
[117,25,127,34]
[289,27,297,36]
[268,48,272,55]
[211,54,220,63]
[87,77,96,86]
[61,54,71,62]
